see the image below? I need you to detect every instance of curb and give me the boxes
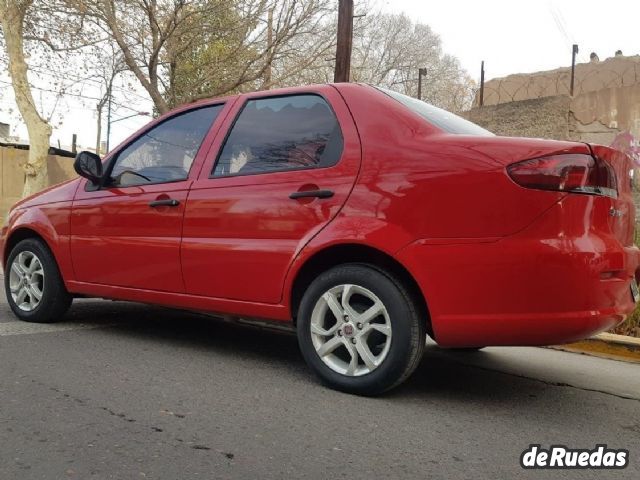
[548,333,640,363]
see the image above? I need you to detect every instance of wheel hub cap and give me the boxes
[8,251,45,312]
[310,284,392,377]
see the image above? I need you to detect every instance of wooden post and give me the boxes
[417,68,427,100]
[264,7,274,89]
[479,61,485,107]
[570,44,579,96]
[71,134,77,154]
[334,0,354,83]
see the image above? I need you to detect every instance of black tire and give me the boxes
[297,264,425,395]
[4,238,72,323]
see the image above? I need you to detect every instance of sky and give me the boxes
[1,0,639,151]
[380,0,640,78]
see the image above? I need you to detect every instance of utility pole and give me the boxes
[479,61,485,107]
[96,93,109,154]
[334,0,354,83]
[105,82,113,153]
[570,44,579,96]
[95,104,103,154]
[417,68,427,100]
[106,111,150,152]
[263,7,274,89]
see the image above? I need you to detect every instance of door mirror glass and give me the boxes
[74,151,103,183]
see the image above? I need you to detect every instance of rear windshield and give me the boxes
[375,87,494,136]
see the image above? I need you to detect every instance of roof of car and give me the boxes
[173,83,374,113]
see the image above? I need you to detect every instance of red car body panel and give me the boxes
[181,86,361,304]
[5,179,79,283]
[2,83,638,347]
[70,181,190,292]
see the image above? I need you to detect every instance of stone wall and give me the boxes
[570,83,640,143]
[477,55,640,107]
[464,96,571,139]
[470,54,640,155]
[464,82,640,152]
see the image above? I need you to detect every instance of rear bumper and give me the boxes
[397,195,640,347]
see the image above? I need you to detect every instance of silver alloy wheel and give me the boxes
[9,251,45,312]
[310,284,392,376]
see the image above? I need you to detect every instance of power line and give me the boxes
[548,2,588,63]
[0,78,145,113]
[21,65,152,103]
[0,55,152,103]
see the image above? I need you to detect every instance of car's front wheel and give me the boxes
[5,238,72,323]
[297,264,425,395]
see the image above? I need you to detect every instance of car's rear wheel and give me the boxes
[297,264,425,395]
[5,238,72,323]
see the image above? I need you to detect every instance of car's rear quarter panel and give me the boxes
[332,84,639,346]
[333,84,585,240]
[397,193,638,346]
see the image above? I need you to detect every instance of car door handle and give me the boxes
[289,189,334,200]
[149,199,180,207]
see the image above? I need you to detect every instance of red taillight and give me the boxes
[507,154,617,198]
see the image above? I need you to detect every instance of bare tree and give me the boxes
[165,0,335,106]
[350,12,475,111]
[275,7,475,112]
[90,41,126,153]
[0,0,53,196]
[266,1,336,87]
[0,0,109,196]
[68,0,209,114]
[67,1,333,112]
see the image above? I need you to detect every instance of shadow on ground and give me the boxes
[51,299,566,408]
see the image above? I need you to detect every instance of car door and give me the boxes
[70,102,228,292]
[181,87,361,303]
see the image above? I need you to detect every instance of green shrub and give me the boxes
[609,221,640,337]
[612,301,640,337]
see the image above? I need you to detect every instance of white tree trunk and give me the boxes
[0,0,51,198]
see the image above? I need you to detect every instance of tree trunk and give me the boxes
[0,0,52,198]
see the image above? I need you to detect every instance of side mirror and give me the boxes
[73,151,103,184]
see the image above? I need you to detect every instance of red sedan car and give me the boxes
[2,84,638,394]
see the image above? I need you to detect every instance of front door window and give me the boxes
[110,105,223,187]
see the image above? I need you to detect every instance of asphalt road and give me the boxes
[1,289,639,479]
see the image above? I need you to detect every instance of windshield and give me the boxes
[375,86,494,136]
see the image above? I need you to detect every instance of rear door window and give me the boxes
[212,94,343,177]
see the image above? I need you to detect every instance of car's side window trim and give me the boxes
[89,103,225,191]
[209,92,343,179]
